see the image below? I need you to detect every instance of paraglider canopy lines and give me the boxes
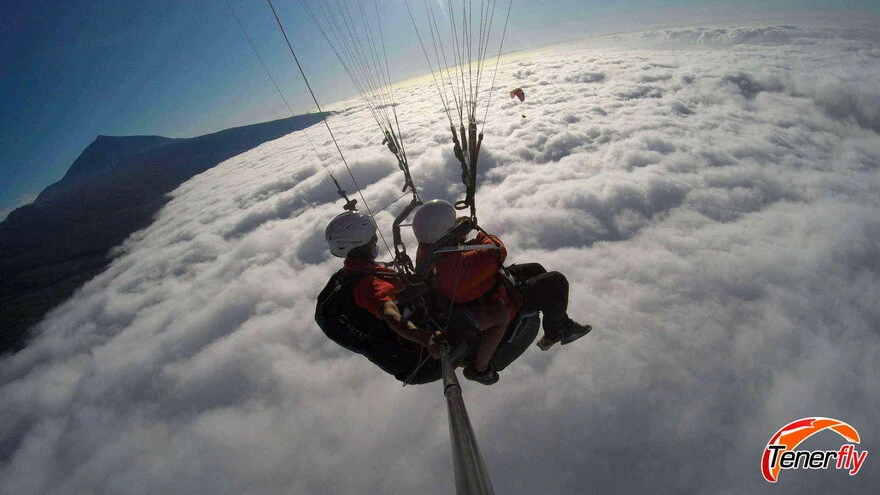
[405,1,512,139]
[375,2,414,196]
[481,0,512,133]
[404,0,453,129]
[404,1,512,222]
[228,0,356,209]
[300,0,416,198]
[307,1,389,132]
[267,0,393,256]
[422,0,512,125]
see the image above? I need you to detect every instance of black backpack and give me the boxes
[315,269,441,384]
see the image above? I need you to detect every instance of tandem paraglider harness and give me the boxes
[315,257,540,386]
[315,267,442,385]
[414,219,541,377]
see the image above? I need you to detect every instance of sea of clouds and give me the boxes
[2,23,879,494]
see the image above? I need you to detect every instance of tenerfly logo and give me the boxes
[761,417,868,483]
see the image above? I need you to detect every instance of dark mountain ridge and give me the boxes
[54,135,179,189]
[0,113,327,355]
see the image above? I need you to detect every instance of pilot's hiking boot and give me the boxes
[537,318,592,351]
[463,365,499,385]
[561,320,592,344]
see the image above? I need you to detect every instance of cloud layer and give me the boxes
[2,23,879,494]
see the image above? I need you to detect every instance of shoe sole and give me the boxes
[464,376,499,385]
[536,337,559,351]
[537,325,592,350]
[561,325,592,345]
[463,368,499,385]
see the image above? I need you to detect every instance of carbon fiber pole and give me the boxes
[441,350,495,495]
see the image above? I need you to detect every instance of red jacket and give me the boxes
[417,233,513,315]
[343,259,404,316]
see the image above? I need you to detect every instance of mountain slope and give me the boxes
[0,113,327,354]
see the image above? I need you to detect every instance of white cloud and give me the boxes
[2,23,880,494]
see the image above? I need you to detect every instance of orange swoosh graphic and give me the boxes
[762,417,861,482]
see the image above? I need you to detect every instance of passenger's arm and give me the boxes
[379,300,433,346]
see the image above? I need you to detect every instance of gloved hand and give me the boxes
[426,331,449,359]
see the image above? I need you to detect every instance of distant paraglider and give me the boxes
[510,87,526,117]
[509,87,524,102]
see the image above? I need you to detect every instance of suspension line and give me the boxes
[267,0,393,255]
[228,0,358,210]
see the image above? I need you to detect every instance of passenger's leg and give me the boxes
[521,271,593,350]
[521,270,570,323]
[466,297,511,382]
[508,263,547,313]
[511,263,593,349]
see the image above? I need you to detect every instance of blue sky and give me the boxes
[1,0,877,219]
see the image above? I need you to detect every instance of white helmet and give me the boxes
[325,211,377,258]
[412,199,456,244]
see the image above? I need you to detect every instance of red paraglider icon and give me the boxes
[509,88,526,117]
[509,87,525,102]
